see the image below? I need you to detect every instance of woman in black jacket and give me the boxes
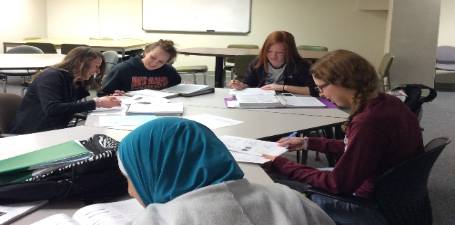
[229,31,317,96]
[9,47,121,134]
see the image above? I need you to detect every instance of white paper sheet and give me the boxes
[97,115,157,129]
[220,135,288,157]
[184,114,243,130]
[229,151,270,164]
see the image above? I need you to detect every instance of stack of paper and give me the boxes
[227,88,326,109]
[126,89,177,99]
[126,102,184,116]
[219,135,288,164]
[161,84,215,97]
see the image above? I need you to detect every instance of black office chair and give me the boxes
[25,42,57,54]
[303,137,451,225]
[61,44,89,54]
[391,84,437,122]
[0,93,22,137]
[0,45,44,93]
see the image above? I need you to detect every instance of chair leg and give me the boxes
[2,76,7,93]
[192,73,197,84]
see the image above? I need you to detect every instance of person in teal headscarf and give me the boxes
[118,117,335,225]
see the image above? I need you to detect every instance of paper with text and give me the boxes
[31,199,143,225]
[220,135,287,158]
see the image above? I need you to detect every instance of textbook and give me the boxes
[126,102,184,116]
[160,84,215,97]
[0,200,48,224]
[229,88,326,109]
[0,140,91,183]
[31,198,143,225]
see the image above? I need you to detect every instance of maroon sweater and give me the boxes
[271,94,424,198]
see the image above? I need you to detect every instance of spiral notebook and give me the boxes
[0,134,119,184]
[26,134,120,183]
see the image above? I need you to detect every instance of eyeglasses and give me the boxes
[316,83,330,93]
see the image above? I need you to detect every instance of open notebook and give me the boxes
[31,199,143,225]
[228,88,326,109]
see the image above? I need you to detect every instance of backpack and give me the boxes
[0,134,127,204]
[391,84,437,118]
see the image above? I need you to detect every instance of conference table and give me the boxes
[3,37,149,57]
[0,53,65,92]
[2,126,274,225]
[4,88,347,224]
[178,47,328,88]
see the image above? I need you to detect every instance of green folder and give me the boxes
[0,140,91,175]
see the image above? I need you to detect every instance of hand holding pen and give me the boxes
[277,131,306,151]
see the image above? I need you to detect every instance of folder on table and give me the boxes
[0,140,91,175]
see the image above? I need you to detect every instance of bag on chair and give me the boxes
[391,84,437,117]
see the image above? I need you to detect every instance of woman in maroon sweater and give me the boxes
[265,50,424,225]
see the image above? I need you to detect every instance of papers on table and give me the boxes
[184,114,243,130]
[126,102,184,116]
[227,88,326,109]
[219,135,288,164]
[126,89,177,99]
[0,200,48,225]
[161,84,215,97]
[97,115,157,130]
[279,95,326,108]
[229,88,276,96]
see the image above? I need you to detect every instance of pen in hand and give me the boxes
[287,131,298,139]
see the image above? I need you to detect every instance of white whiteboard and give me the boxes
[142,0,251,34]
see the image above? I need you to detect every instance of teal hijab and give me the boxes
[118,117,244,205]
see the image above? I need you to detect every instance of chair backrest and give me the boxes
[226,44,259,64]
[373,137,451,225]
[378,53,394,91]
[61,44,89,54]
[0,93,22,134]
[25,42,57,54]
[391,84,437,120]
[298,45,328,51]
[435,46,455,71]
[233,54,257,80]
[100,51,120,85]
[6,45,44,54]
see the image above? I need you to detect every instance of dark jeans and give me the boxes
[268,172,389,225]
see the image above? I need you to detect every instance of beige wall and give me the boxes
[387,0,441,88]
[439,0,455,46]
[46,0,388,71]
[0,0,47,53]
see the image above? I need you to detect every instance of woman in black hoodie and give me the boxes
[99,39,181,96]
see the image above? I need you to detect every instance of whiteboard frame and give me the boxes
[141,0,252,34]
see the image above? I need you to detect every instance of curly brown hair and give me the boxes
[310,49,379,120]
